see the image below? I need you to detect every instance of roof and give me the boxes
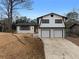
[37,13,67,19]
[66,21,79,28]
[70,22,79,28]
[16,23,38,26]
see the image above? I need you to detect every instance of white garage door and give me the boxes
[54,29,63,38]
[42,29,50,38]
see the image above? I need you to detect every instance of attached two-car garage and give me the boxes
[41,29,50,38]
[39,29,64,38]
[54,29,63,38]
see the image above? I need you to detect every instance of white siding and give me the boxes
[38,14,66,38]
[39,15,65,27]
[17,26,34,33]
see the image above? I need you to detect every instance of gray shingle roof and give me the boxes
[16,23,38,26]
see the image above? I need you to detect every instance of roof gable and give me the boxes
[37,13,67,19]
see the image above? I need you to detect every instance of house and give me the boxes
[65,20,79,36]
[37,13,67,38]
[69,22,79,35]
[16,23,38,33]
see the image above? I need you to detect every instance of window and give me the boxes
[51,15,53,17]
[41,19,49,23]
[20,26,30,30]
[55,19,62,23]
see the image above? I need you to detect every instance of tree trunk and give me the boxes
[7,0,13,32]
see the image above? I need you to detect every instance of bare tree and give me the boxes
[0,0,33,31]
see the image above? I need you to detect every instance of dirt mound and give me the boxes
[0,33,45,59]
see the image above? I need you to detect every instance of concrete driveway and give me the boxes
[42,38,79,59]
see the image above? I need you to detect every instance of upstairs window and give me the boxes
[55,19,62,23]
[41,19,49,23]
[20,26,30,30]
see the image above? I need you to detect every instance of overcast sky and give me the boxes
[18,0,79,19]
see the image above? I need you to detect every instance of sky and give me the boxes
[18,0,79,19]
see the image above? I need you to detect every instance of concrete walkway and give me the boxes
[42,38,79,59]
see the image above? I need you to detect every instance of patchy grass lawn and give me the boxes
[0,33,45,59]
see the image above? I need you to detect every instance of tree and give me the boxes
[66,11,79,21]
[20,16,30,23]
[0,0,33,31]
[65,11,79,36]
[16,16,31,23]
[31,19,37,24]
[65,11,79,28]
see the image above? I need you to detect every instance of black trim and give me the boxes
[41,19,49,23]
[55,19,62,23]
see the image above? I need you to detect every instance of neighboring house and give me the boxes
[65,20,79,36]
[37,13,67,38]
[69,22,79,35]
[16,23,38,33]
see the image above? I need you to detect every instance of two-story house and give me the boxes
[37,13,67,38]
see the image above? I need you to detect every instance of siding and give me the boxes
[39,15,65,27]
[17,26,34,33]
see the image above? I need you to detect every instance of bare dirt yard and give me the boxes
[42,38,79,59]
[67,36,79,46]
[0,32,45,59]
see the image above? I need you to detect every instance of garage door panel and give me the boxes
[41,29,63,38]
[54,29,62,38]
[42,29,50,38]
